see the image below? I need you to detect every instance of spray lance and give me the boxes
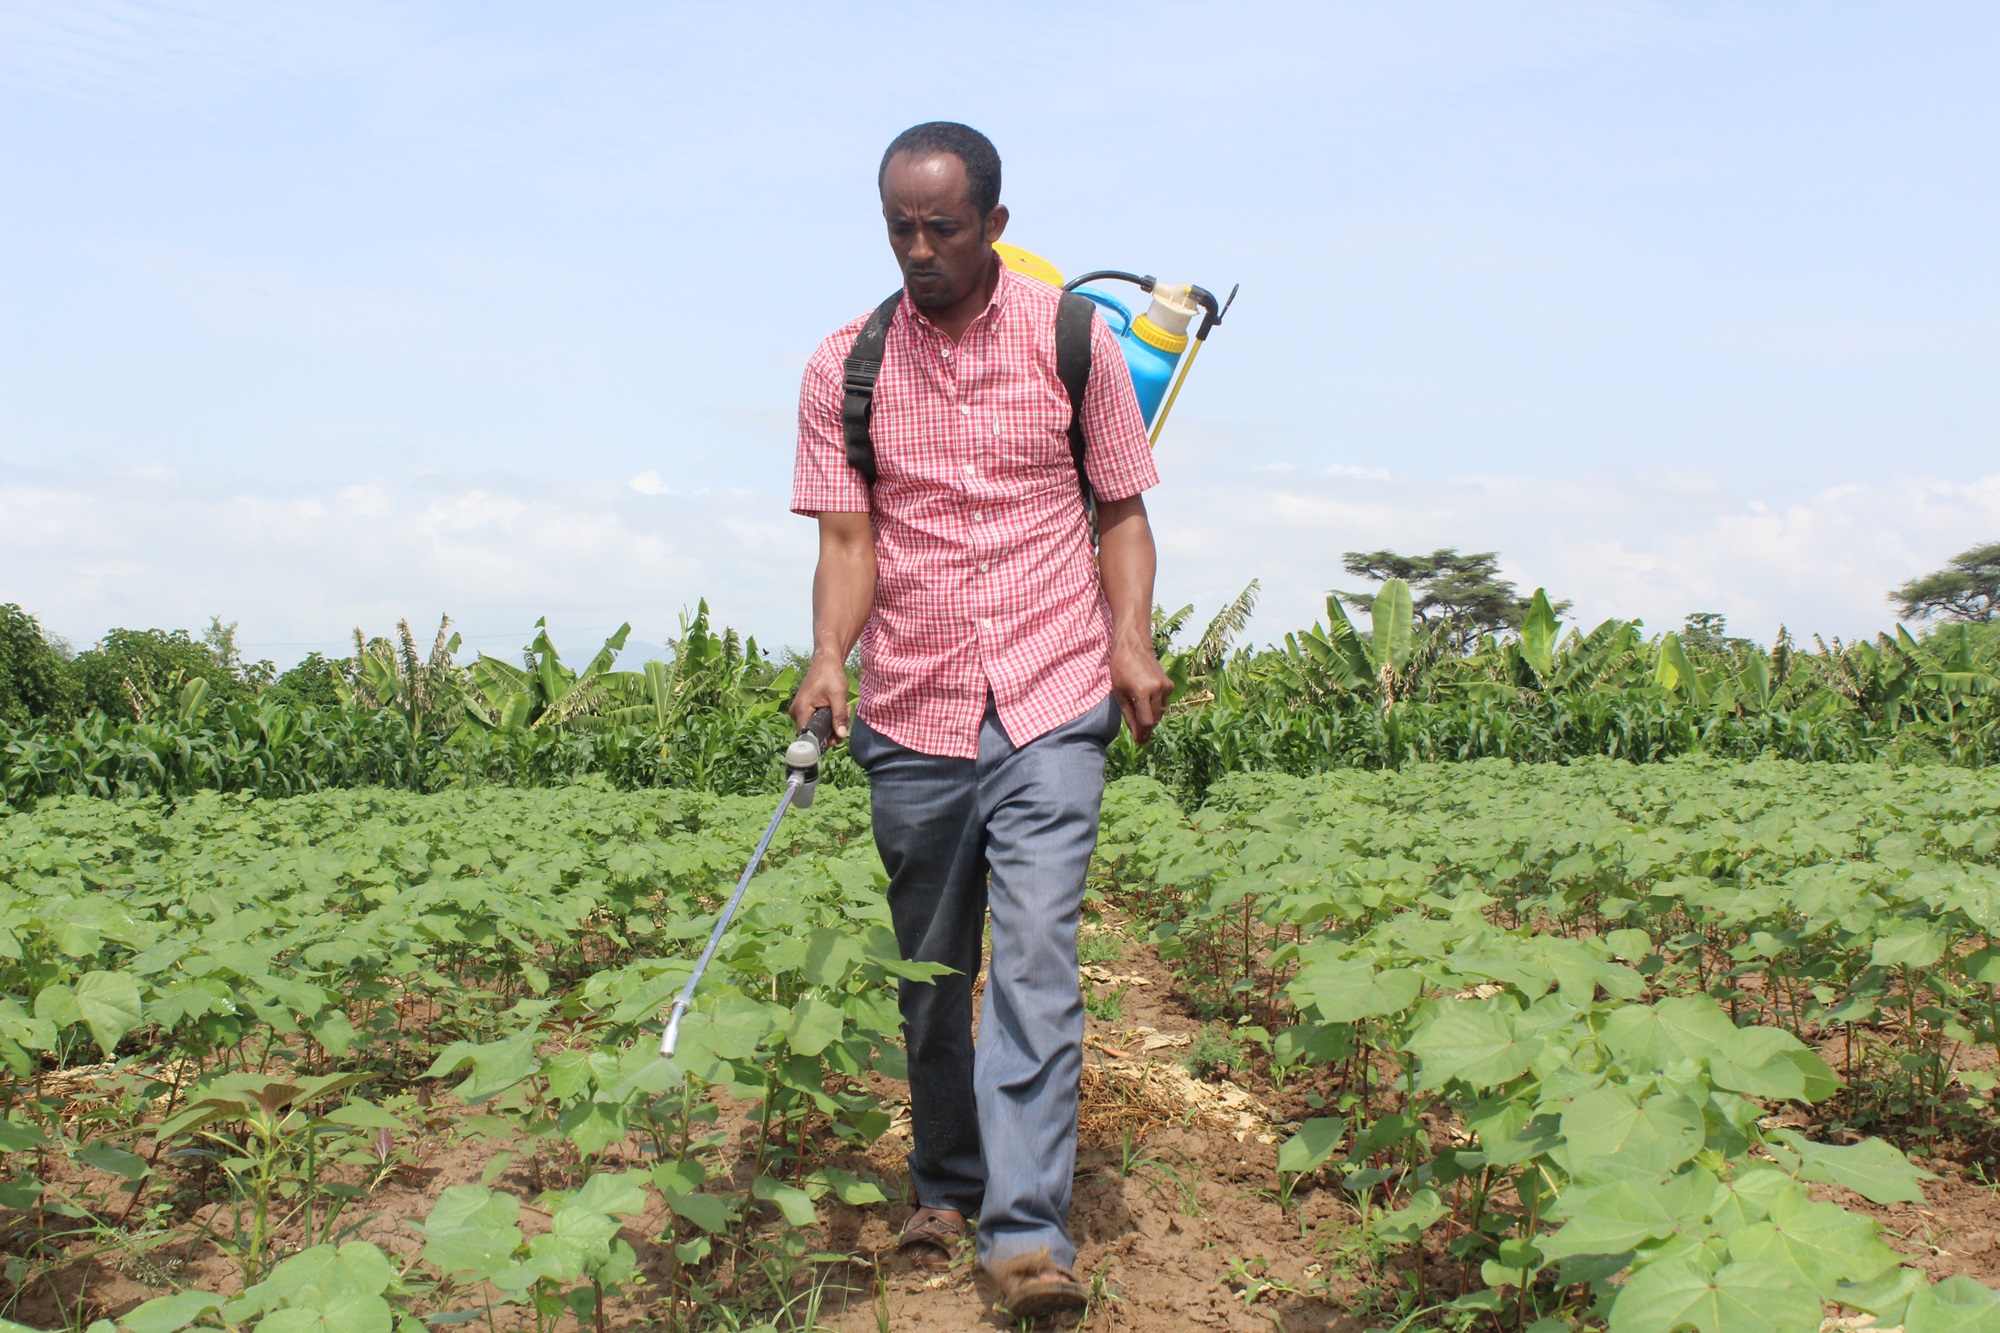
[659,706,834,1060]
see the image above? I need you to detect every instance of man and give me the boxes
[788,121,1173,1315]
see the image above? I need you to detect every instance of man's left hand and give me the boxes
[1111,637,1174,745]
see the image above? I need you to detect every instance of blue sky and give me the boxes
[3,1,1996,666]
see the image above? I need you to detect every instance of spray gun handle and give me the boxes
[784,707,835,808]
[801,707,834,756]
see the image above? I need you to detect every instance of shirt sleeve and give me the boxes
[791,333,871,516]
[1078,312,1161,502]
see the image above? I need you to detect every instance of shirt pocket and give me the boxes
[984,371,1075,488]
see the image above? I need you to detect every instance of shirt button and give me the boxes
[973,511,984,523]
[980,617,993,629]
[958,404,971,416]
[979,561,989,573]
[962,462,975,477]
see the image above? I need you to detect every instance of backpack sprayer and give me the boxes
[994,241,1238,442]
[660,248,1235,1059]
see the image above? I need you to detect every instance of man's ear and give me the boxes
[984,204,1010,246]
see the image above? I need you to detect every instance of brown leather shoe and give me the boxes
[991,1247,1088,1318]
[895,1207,966,1266]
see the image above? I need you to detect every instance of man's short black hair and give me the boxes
[878,122,1002,216]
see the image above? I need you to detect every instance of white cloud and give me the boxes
[2,466,813,664]
[1151,467,2000,648]
[7,463,1998,669]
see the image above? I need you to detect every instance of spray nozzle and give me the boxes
[783,707,834,808]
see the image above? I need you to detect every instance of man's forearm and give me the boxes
[812,513,877,663]
[813,558,874,663]
[1095,495,1157,646]
[1095,493,1174,743]
[793,513,875,736]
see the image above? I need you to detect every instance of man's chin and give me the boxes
[906,284,957,310]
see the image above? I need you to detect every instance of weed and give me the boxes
[1115,1124,1161,1181]
[1182,1024,1247,1080]
[1078,924,1125,967]
[1138,1151,1203,1218]
[1225,1254,1299,1307]
[1084,1263,1123,1320]
[1083,981,1128,1024]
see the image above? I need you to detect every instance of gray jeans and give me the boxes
[849,693,1121,1269]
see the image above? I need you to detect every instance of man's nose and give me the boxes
[905,227,934,261]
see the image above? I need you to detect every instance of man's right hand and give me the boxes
[791,654,854,743]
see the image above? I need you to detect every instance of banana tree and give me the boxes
[1910,622,2000,700]
[1156,580,1260,707]
[1277,579,1442,707]
[1466,590,1598,695]
[336,616,463,734]
[595,600,796,728]
[460,619,630,733]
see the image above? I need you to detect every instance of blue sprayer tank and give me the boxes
[1072,284,1199,427]
[991,242,1200,430]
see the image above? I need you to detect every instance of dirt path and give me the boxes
[817,917,1365,1332]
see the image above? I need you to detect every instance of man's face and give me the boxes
[880,151,1008,311]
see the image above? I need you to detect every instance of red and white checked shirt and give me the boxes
[792,260,1159,758]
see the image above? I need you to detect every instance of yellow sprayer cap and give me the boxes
[1132,284,1197,354]
[993,242,1065,290]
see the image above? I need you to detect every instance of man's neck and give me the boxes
[919,253,1001,343]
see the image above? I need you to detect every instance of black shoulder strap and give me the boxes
[841,287,1097,526]
[840,291,904,485]
[1054,290,1096,512]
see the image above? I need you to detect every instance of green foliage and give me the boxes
[264,651,349,711]
[1118,591,2000,803]
[339,616,463,735]
[1892,539,2000,623]
[1182,1024,1248,1080]
[0,604,82,728]
[0,783,918,1328]
[0,698,825,810]
[0,602,839,811]
[8,583,2000,816]
[71,626,249,720]
[462,616,630,733]
[5,755,2000,1325]
[1095,760,2000,1328]
[1340,548,1573,652]
[1155,580,1260,698]
[596,600,799,731]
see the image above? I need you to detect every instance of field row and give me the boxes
[1,761,1998,1328]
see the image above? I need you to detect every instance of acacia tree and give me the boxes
[1890,541,2000,623]
[1339,548,1570,652]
